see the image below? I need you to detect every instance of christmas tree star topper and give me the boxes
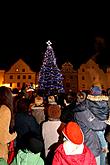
[46,40,52,46]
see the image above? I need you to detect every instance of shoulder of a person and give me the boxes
[0,105,10,113]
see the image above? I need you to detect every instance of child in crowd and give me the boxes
[52,121,96,165]
[11,132,44,165]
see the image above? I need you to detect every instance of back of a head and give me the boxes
[17,98,29,112]
[35,96,43,106]
[64,93,75,104]
[48,104,61,120]
[48,95,56,104]
[21,132,43,154]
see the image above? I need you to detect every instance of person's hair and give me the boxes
[0,86,14,132]
[64,92,76,104]
[0,86,13,111]
[20,131,43,154]
[16,97,29,112]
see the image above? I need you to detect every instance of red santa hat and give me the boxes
[62,122,84,145]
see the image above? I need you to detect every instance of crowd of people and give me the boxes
[0,83,110,165]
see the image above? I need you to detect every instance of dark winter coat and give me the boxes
[52,144,96,165]
[86,95,110,121]
[14,112,42,150]
[60,100,104,157]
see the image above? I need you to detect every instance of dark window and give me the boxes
[22,69,25,72]
[10,75,13,79]
[82,76,85,80]
[70,76,73,79]
[17,75,20,79]
[23,75,26,79]
[10,83,12,87]
[93,77,95,80]
[17,82,20,87]
[28,75,31,79]
[82,68,85,72]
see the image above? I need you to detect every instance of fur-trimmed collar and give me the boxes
[87,95,109,101]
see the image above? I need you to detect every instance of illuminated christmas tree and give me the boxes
[38,40,65,96]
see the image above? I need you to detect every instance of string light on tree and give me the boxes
[38,40,65,96]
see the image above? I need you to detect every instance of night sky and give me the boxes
[0,3,110,71]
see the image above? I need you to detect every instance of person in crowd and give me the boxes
[86,85,110,165]
[52,121,96,165]
[0,86,17,162]
[14,97,42,152]
[10,131,44,165]
[105,88,110,164]
[60,92,77,124]
[31,95,45,125]
[42,102,61,164]
[60,86,107,165]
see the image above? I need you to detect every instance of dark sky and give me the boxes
[0,3,110,71]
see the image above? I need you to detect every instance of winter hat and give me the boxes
[91,86,102,96]
[62,122,84,145]
[35,96,43,106]
[48,95,56,104]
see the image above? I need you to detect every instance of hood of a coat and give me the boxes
[15,150,42,165]
[54,144,95,165]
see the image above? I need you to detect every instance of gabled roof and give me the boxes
[5,58,35,73]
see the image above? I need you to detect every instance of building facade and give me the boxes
[4,59,36,89]
[0,58,109,92]
[61,62,78,93]
[78,59,110,91]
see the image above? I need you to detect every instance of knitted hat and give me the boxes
[48,95,56,104]
[35,96,43,106]
[91,86,102,96]
[62,122,84,145]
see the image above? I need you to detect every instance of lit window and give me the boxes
[16,68,19,72]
